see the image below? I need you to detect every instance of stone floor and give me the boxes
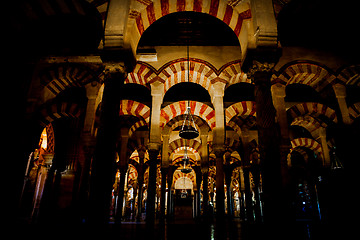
[10,217,349,240]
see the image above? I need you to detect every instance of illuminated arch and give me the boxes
[290,138,323,163]
[272,62,336,91]
[160,101,215,129]
[287,102,338,124]
[130,0,252,55]
[39,101,83,127]
[119,99,151,124]
[225,101,256,124]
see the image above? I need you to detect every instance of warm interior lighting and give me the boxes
[40,128,47,150]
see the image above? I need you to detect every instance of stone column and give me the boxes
[160,167,168,220]
[200,134,209,217]
[211,81,226,146]
[210,81,226,218]
[251,164,262,222]
[319,128,331,168]
[213,147,225,218]
[240,129,254,222]
[146,149,159,224]
[194,167,202,218]
[115,128,130,223]
[253,67,283,223]
[149,81,164,145]
[88,64,125,224]
[271,83,291,187]
[136,147,146,221]
[115,165,128,222]
[333,83,351,125]
[160,134,170,220]
[31,154,54,223]
[146,79,163,223]
[167,167,175,218]
[224,152,234,217]
[201,170,209,217]
[83,81,101,136]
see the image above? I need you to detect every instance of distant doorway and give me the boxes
[173,176,194,222]
[174,189,193,221]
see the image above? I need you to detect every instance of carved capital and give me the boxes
[247,60,275,82]
[213,145,225,158]
[103,62,127,80]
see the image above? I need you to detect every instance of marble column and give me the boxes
[136,147,146,221]
[115,165,128,222]
[333,83,351,125]
[167,167,175,218]
[160,167,168,220]
[146,149,159,223]
[240,129,254,222]
[88,64,125,224]
[210,81,226,218]
[319,128,331,168]
[253,69,283,222]
[214,147,225,218]
[115,128,130,222]
[271,83,291,187]
[224,152,234,217]
[200,134,210,217]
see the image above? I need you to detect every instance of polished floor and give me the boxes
[12,218,349,240]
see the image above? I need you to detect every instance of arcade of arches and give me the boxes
[9,0,360,234]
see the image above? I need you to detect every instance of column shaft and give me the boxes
[88,67,124,224]
[214,148,225,218]
[253,71,283,222]
[146,150,159,223]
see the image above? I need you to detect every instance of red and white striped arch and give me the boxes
[119,99,151,123]
[125,62,158,85]
[131,0,252,52]
[290,137,323,159]
[169,138,201,153]
[287,102,338,124]
[219,61,249,86]
[225,101,256,124]
[160,60,216,93]
[173,168,196,186]
[348,102,360,123]
[290,115,326,138]
[39,101,83,127]
[272,62,336,91]
[160,101,216,129]
[337,64,360,86]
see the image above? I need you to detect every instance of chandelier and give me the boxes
[179,43,199,140]
[180,140,192,174]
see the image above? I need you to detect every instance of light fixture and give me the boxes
[180,140,192,174]
[179,40,199,140]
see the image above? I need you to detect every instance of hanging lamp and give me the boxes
[180,141,192,174]
[179,37,199,140]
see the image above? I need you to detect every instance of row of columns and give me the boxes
[23,57,354,224]
[84,59,287,223]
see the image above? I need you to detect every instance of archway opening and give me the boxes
[163,82,211,106]
[138,11,240,47]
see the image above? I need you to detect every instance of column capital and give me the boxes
[332,83,347,98]
[85,81,101,99]
[150,80,165,96]
[201,167,209,175]
[247,60,275,82]
[213,145,225,158]
[209,81,226,104]
[103,62,127,79]
[271,83,286,98]
[148,142,161,152]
